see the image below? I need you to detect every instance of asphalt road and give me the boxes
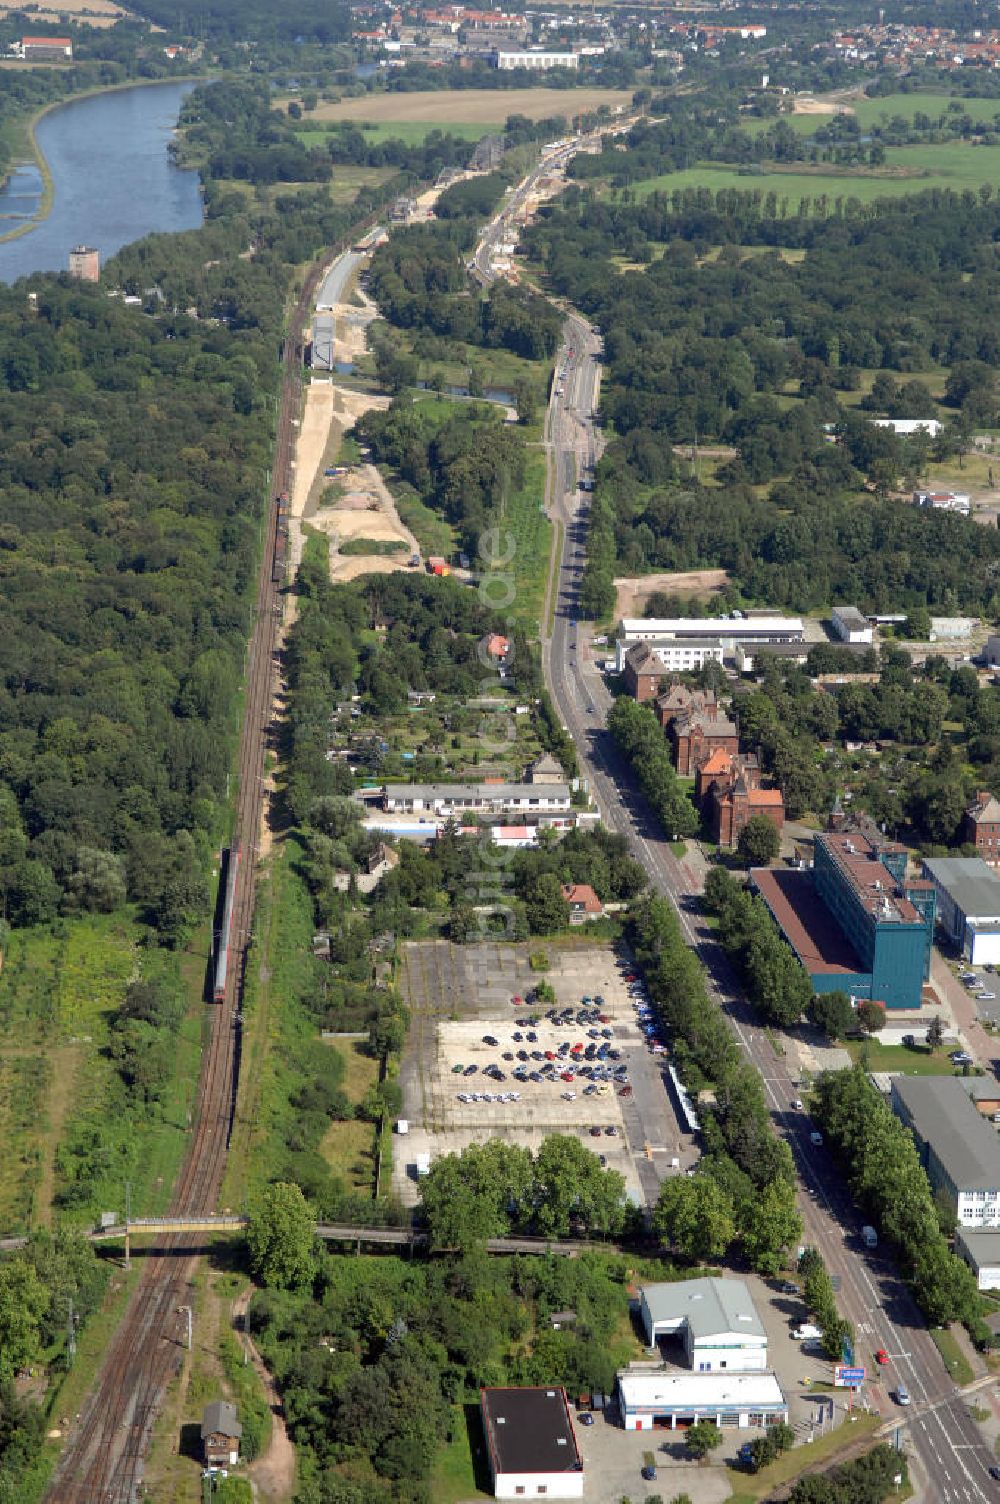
[516,245,998,1504]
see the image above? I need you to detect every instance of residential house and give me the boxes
[561,883,604,924]
[622,641,668,703]
[525,752,566,785]
[965,791,1000,866]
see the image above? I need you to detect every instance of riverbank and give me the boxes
[0,73,204,249]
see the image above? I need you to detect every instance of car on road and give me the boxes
[641,1466,657,1482]
[809,1130,823,1146]
[875,1349,889,1365]
[894,1385,910,1406]
[792,1097,803,1110]
[578,1413,594,1426]
[979,991,997,1001]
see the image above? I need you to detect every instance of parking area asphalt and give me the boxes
[395,939,698,1206]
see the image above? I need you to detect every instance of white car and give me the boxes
[792,1098,804,1110]
[979,991,997,1001]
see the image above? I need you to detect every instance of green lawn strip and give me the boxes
[843,1040,964,1076]
[726,1413,881,1504]
[503,447,550,632]
[431,1409,491,1504]
[930,1326,975,1387]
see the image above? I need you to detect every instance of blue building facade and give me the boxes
[754,822,935,1011]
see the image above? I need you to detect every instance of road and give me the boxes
[315,246,367,310]
[473,143,1000,1503]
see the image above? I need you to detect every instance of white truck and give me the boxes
[861,1224,878,1249]
[415,1152,431,1178]
[793,1323,822,1342]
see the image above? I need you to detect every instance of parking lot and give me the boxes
[395,940,699,1206]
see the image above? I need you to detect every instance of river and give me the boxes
[0,79,203,282]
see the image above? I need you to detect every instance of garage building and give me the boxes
[480,1387,584,1500]
[639,1278,768,1371]
[616,1370,788,1432]
[921,856,1000,966]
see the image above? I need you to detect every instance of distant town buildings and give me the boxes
[561,882,604,923]
[831,606,874,645]
[379,782,572,815]
[870,417,943,437]
[921,856,1000,966]
[614,614,804,672]
[913,489,971,516]
[68,245,100,282]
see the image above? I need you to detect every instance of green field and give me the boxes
[844,1040,965,1075]
[852,91,1000,130]
[629,139,1000,203]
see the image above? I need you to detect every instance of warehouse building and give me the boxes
[614,614,804,671]
[616,1370,788,1432]
[955,1228,1000,1291]
[753,822,936,1010]
[921,856,1000,966]
[493,48,578,69]
[379,782,572,815]
[890,1076,1000,1226]
[639,1278,768,1371]
[831,606,874,645]
[480,1387,584,1499]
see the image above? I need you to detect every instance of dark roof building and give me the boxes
[480,1387,584,1499]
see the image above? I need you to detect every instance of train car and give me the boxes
[272,491,289,586]
[213,845,241,1003]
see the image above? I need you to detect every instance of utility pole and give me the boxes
[66,1298,76,1364]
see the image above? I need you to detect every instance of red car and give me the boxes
[511,995,524,1005]
[545,1050,556,1060]
[561,1071,574,1082]
[624,973,636,982]
[875,1349,889,1366]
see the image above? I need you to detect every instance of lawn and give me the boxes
[627,139,1000,204]
[321,1117,378,1192]
[431,1407,491,1504]
[283,86,634,127]
[843,1040,963,1075]
[503,445,551,632]
[931,1326,975,1387]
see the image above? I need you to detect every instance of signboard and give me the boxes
[834,1366,866,1388]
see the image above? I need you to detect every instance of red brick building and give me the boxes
[964,791,1000,866]
[670,706,739,777]
[561,883,604,923]
[654,682,717,731]
[693,748,784,849]
[622,642,667,702]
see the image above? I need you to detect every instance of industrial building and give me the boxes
[921,856,1000,965]
[493,48,578,68]
[831,606,874,645]
[890,1076,1000,1226]
[752,822,936,1009]
[639,1278,768,1371]
[870,417,943,437]
[20,34,73,59]
[614,614,803,672]
[480,1387,584,1499]
[955,1228,1000,1291]
[616,1371,787,1433]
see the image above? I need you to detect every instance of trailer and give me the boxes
[213,845,241,1002]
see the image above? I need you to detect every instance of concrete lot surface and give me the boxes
[395,939,698,1205]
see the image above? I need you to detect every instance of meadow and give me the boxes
[287,85,633,129]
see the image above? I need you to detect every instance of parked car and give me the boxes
[641,1465,657,1482]
[950,1050,974,1065]
[578,1413,594,1427]
[979,992,997,1001]
[809,1130,823,1146]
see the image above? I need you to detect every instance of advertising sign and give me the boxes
[834,1366,866,1388]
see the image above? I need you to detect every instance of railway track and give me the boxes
[43,256,331,1504]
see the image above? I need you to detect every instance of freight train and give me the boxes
[213,845,241,1002]
[272,491,289,586]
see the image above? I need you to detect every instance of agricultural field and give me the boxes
[851,91,1000,130]
[297,120,491,147]
[287,86,633,129]
[628,140,1000,204]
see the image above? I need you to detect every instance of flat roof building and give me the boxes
[616,1370,787,1432]
[493,48,578,68]
[640,1278,767,1372]
[480,1387,584,1499]
[380,782,571,814]
[922,856,1000,966]
[955,1227,1000,1291]
[615,614,803,671]
[891,1076,1000,1226]
[753,823,935,1010]
[831,606,874,645]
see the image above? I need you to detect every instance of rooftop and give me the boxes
[955,1228,1000,1265]
[201,1401,241,1440]
[381,783,570,802]
[818,830,920,925]
[617,1370,785,1409]
[480,1387,582,1478]
[641,1277,766,1342]
[832,606,870,630]
[620,615,803,638]
[892,1076,1000,1193]
[752,867,866,978]
[922,857,1000,922]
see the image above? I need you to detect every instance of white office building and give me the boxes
[380,783,571,815]
[614,614,803,671]
[955,1228,1000,1291]
[891,1076,1000,1227]
[616,1370,787,1432]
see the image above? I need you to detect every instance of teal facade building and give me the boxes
[753,821,935,1011]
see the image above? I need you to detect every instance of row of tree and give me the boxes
[703,867,814,1028]
[812,1068,986,1334]
[606,698,698,839]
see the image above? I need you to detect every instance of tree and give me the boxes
[855,999,885,1035]
[808,990,854,1041]
[66,847,127,913]
[737,814,780,868]
[740,1178,802,1276]
[531,1135,627,1239]
[0,1260,49,1382]
[685,1421,722,1459]
[420,1142,533,1252]
[246,1182,316,1290]
[524,873,570,936]
[927,1014,944,1048]
[652,1176,736,1263]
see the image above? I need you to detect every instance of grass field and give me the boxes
[297,120,491,147]
[844,1040,963,1075]
[931,1326,975,1387]
[504,445,551,631]
[852,91,1000,130]
[287,86,633,127]
[629,139,1000,203]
